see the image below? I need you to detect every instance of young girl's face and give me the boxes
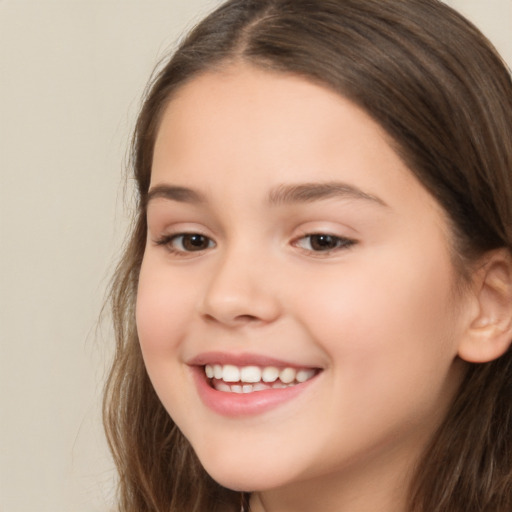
[137,65,470,506]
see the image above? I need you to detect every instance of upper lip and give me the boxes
[187,351,320,369]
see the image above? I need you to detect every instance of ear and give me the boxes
[458,249,512,363]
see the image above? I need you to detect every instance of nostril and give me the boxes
[203,312,261,325]
[235,314,260,322]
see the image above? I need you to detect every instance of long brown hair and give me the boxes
[103,1,512,510]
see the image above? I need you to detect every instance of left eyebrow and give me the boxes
[267,181,389,208]
[146,184,207,205]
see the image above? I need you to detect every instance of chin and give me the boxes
[199,455,296,492]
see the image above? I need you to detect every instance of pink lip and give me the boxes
[188,352,321,417]
[190,366,318,417]
[187,351,315,369]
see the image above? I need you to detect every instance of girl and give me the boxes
[103,1,512,511]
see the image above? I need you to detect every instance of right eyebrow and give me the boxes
[146,184,206,205]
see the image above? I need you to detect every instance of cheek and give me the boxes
[295,246,460,389]
[290,254,463,456]
[136,256,196,354]
[135,257,199,418]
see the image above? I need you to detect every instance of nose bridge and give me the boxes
[199,237,281,326]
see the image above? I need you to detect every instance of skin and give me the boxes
[136,64,472,512]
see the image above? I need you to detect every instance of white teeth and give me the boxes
[262,366,280,383]
[296,369,316,383]
[240,366,262,383]
[205,363,317,392]
[216,382,231,392]
[222,364,240,382]
[213,364,223,380]
[279,367,296,384]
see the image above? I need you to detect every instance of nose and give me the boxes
[198,245,282,327]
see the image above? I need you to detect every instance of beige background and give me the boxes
[1,1,510,511]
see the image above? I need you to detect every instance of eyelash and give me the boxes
[154,233,215,255]
[154,232,357,256]
[293,233,357,255]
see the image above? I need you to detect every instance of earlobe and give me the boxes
[458,249,512,363]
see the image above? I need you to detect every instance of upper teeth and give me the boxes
[204,364,315,384]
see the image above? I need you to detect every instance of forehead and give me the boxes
[151,65,445,222]
[153,66,400,182]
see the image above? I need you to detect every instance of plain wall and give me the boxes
[1,1,510,511]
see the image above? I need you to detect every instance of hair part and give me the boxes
[104,1,512,510]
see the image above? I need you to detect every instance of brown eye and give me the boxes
[162,233,215,252]
[295,234,355,252]
[180,234,211,251]
[309,234,339,251]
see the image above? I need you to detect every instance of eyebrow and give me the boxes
[267,181,388,207]
[146,181,388,208]
[146,184,207,204]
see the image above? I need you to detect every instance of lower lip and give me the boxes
[191,367,317,417]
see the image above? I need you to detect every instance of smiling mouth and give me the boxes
[204,364,319,394]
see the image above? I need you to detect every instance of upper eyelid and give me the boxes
[295,232,355,240]
[292,226,358,241]
[149,221,215,238]
[147,201,363,235]
[293,233,357,246]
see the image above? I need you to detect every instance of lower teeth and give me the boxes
[212,380,296,393]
